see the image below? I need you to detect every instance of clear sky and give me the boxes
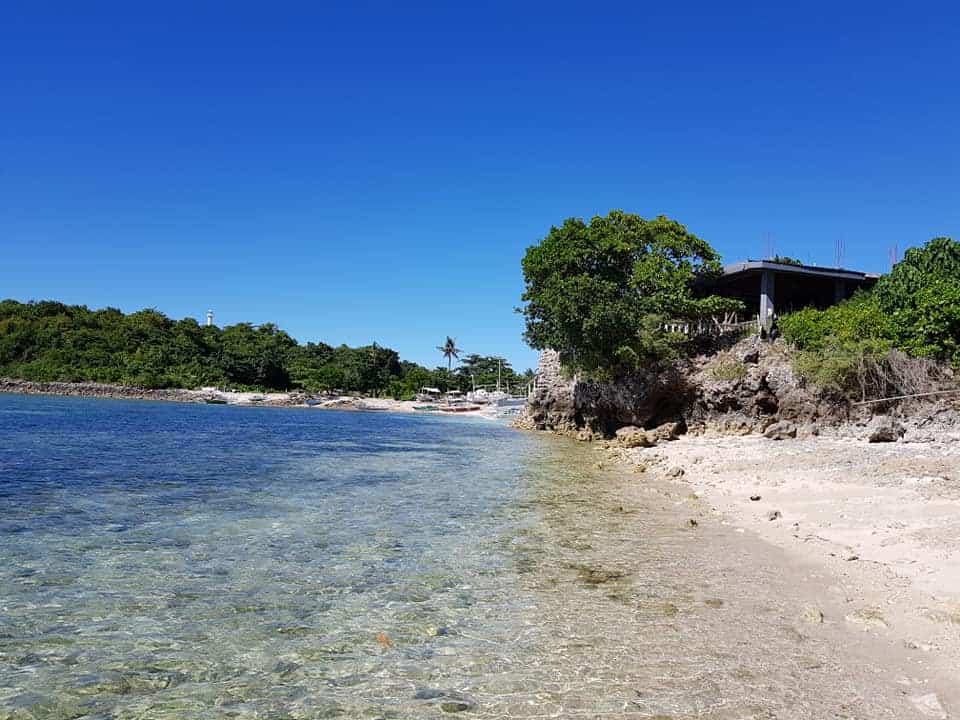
[3,2,958,371]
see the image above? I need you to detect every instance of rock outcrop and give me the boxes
[516,338,899,441]
[0,378,309,407]
[0,378,203,403]
[514,350,578,432]
[866,415,905,443]
[518,350,694,436]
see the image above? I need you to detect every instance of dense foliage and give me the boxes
[520,210,742,374]
[779,237,960,398]
[0,299,530,397]
[874,237,960,363]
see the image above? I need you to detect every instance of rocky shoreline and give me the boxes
[512,341,960,716]
[516,339,960,444]
[1,378,320,408]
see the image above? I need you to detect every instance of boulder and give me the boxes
[615,426,653,448]
[777,389,820,421]
[648,421,681,442]
[763,420,797,440]
[866,415,905,443]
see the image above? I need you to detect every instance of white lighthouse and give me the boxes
[206,309,214,327]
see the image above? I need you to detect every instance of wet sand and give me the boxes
[594,434,960,717]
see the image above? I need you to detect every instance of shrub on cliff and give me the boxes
[520,211,742,374]
[781,237,960,370]
[779,236,960,399]
[778,292,895,351]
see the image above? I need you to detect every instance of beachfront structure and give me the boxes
[706,260,880,332]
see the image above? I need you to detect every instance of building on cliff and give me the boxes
[702,260,880,332]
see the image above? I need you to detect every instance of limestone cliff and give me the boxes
[518,339,838,438]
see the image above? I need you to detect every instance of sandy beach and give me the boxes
[601,433,960,715]
[0,379,508,418]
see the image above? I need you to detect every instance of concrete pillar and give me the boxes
[760,270,775,332]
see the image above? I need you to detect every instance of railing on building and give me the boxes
[528,314,761,398]
[663,312,761,338]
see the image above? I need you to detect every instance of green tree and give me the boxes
[520,210,741,374]
[437,336,462,370]
[769,255,803,266]
[875,237,960,313]
[455,354,526,392]
[0,298,511,395]
[873,237,960,365]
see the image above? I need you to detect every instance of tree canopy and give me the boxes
[873,237,960,364]
[520,210,741,373]
[0,299,530,398]
[768,255,803,266]
[455,354,531,393]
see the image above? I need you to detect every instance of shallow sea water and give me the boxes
[0,394,937,718]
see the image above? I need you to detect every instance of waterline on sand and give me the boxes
[0,394,952,718]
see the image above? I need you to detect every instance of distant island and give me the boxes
[0,300,531,399]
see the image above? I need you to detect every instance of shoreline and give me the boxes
[0,378,506,419]
[4,385,959,713]
[596,432,960,714]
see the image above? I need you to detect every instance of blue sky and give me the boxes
[2,2,958,371]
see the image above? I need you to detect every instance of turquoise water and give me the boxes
[0,395,557,718]
[0,394,941,719]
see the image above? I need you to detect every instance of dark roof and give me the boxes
[722,260,881,282]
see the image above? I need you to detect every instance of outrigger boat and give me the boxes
[438,404,482,413]
[437,396,481,412]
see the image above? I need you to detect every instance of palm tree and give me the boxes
[437,336,462,370]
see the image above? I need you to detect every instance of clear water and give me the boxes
[0,394,941,718]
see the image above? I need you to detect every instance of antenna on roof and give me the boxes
[835,237,845,268]
[888,244,898,271]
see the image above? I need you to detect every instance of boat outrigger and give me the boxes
[438,402,481,413]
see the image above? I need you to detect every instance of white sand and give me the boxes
[606,434,960,712]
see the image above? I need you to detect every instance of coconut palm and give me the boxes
[437,336,462,370]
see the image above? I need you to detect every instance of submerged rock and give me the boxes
[574,564,628,586]
[799,606,824,624]
[845,607,889,630]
